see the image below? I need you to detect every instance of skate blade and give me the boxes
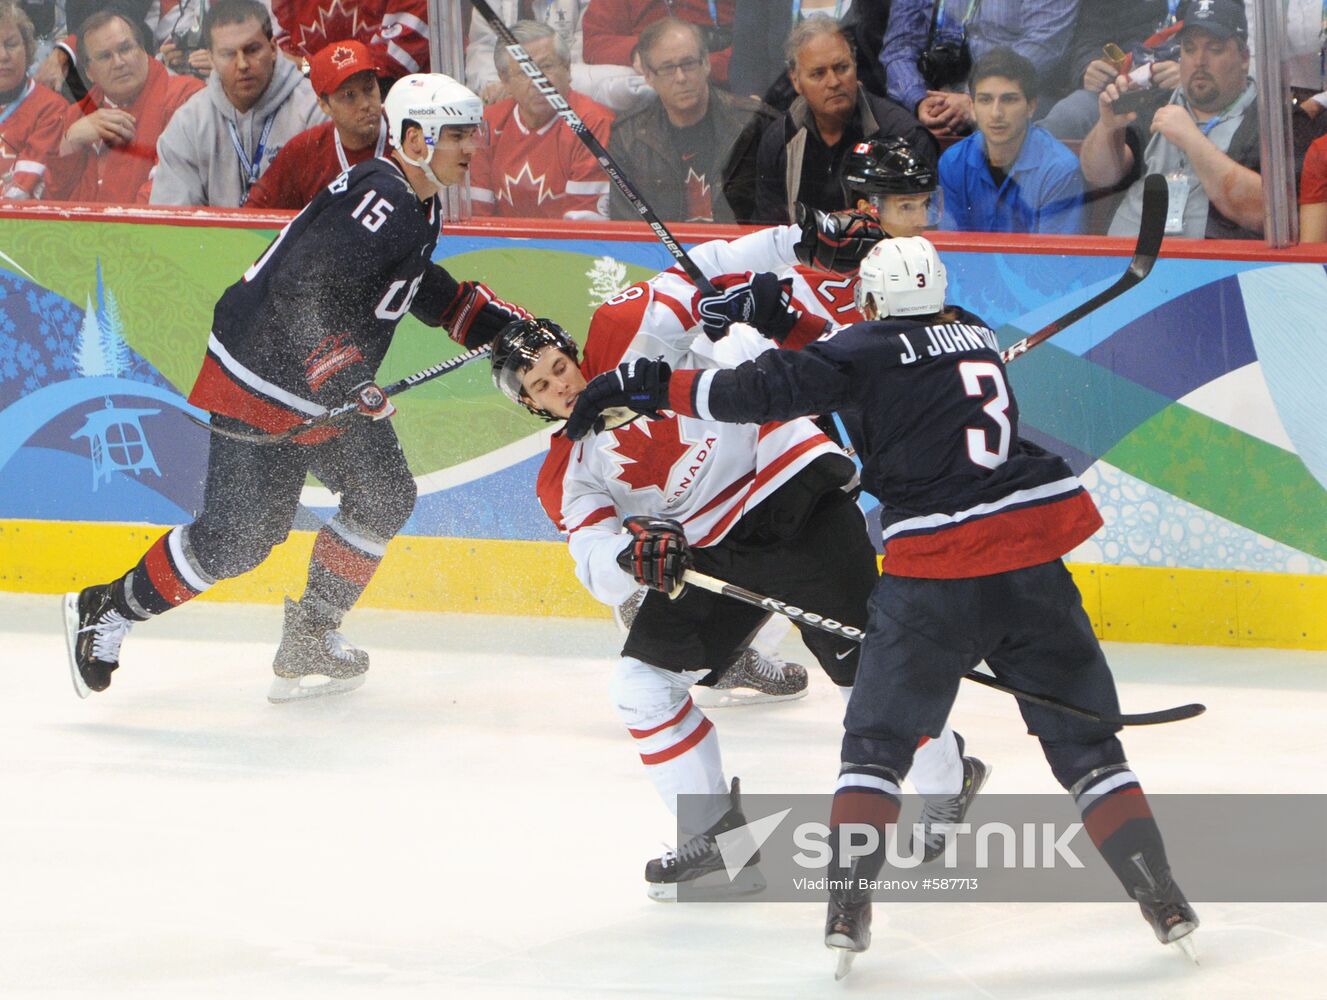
[267,673,366,704]
[829,945,857,981]
[62,593,90,700]
[692,687,809,708]
[646,865,766,902]
[1170,928,1199,965]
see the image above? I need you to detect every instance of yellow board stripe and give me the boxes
[3,519,1324,649]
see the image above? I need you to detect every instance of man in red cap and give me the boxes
[245,39,385,210]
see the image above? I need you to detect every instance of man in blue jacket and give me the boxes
[938,47,1085,234]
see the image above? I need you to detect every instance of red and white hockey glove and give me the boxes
[694,271,797,342]
[351,381,396,421]
[441,281,533,349]
[617,515,691,596]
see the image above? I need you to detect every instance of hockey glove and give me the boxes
[617,515,691,596]
[794,204,885,275]
[694,271,797,342]
[351,381,396,420]
[441,281,533,349]
[564,358,672,441]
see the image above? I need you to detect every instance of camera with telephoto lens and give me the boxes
[918,40,971,91]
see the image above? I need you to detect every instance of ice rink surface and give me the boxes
[2,591,1324,1000]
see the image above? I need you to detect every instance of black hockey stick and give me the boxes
[183,344,493,444]
[1000,172,1167,364]
[469,0,718,296]
[683,570,1206,727]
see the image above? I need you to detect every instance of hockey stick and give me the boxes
[682,570,1206,727]
[468,0,718,296]
[1000,172,1167,364]
[183,344,493,444]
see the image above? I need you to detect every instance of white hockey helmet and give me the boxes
[384,72,484,151]
[854,236,948,319]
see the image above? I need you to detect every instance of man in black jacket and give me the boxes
[606,17,774,223]
[754,15,937,224]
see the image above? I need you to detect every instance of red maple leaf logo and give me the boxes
[608,418,693,496]
[683,166,713,222]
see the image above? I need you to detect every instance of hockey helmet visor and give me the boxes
[492,318,581,420]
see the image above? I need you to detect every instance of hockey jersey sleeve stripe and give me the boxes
[781,312,832,352]
[470,186,496,203]
[565,180,610,195]
[880,476,1086,543]
[652,288,697,332]
[381,10,428,33]
[14,159,46,176]
[384,39,422,75]
[667,369,704,417]
[567,504,617,534]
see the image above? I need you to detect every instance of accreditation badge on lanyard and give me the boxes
[1165,113,1226,234]
[229,113,276,205]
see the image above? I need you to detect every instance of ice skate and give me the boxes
[63,585,134,698]
[612,588,646,633]
[645,777,765,901]
[825,880,872,980]
[694,648,809,708]
[1134,865,1200,963]
[915,756,990,862]
[268,598,369,703]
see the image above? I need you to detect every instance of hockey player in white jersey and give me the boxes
[489,221,984,899]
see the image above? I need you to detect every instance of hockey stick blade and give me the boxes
[1001,172,1167,364]
[468,0,716,296]
[185,345,492,445]
[682,570,1204,728]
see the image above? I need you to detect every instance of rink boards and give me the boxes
[0,208,1324,649]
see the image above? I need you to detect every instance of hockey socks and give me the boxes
[908,725,964,797]
[829,764,902,883]
[299,517,388,626]
[121,526,215,619]
[1073,764,1174,897]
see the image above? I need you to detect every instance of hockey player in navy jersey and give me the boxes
[62,73,532,704]
[486,221,987,899]
[564,236,1198,960]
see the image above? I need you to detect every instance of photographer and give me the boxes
[158,0,211,80]
[46,8,203,202]
[1080,0,1262,240]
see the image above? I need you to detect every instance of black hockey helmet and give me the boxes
[491,318,581,421]
[841,137,937,199]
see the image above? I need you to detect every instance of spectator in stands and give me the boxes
[470,20,612,221]
[34,0,154,101]
[245,40,384,210]
[938,48,1084,234]
[464,0,651,113]
[880,0,1078,137]
[1080,0,1261,239]
[606,17,771,223]
[1039,0,1179,141]
[1298,132,1327,242]
[150,0,325,207]
[45,9,202,203]
[754,16,936,224]
[583,0,735,86]
[270,0,428,83]
[729,0,891,111]
[0,0,67,199]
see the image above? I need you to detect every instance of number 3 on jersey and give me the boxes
[958,360,1011,469]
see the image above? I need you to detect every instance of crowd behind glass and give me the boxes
[1,0,1323,241]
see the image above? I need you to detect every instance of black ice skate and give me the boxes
[63,584,135,698]
[825,867,873,980]
[268,598,369,703]
[694,648,809,708]
[914,755,990,862]
[644,777,766,901]
[1132,858,1200,963]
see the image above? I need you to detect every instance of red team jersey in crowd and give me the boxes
[581,0,736,83]
[46,60,204,204]
[1299,133,1327,206]
[0,79,69,199]
[271,0,430,79]
[245,120,388,210]
[470,93,613,220]
[535,226,845,608]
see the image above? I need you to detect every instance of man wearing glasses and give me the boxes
[605,17,773,223]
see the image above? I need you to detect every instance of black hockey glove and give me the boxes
[617,515,691,596]
[564,358,672,441]
[695,271,797,342]
[351,381,396,420]
[794,203,885,275]
[441,281,533,349]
